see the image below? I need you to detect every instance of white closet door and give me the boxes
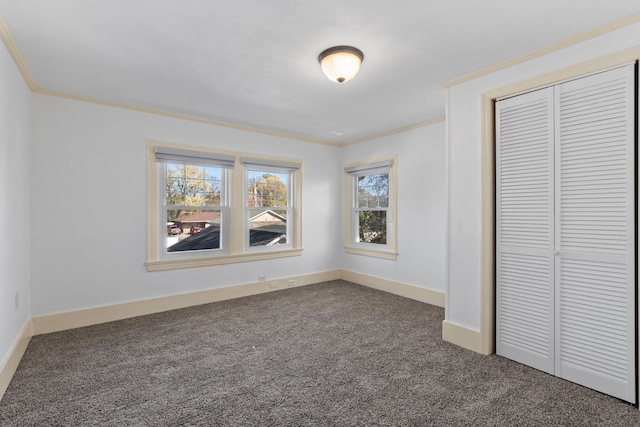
[496,87,555,374]
[555,64,636,403]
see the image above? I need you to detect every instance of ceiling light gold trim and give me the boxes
[442,12,640,88]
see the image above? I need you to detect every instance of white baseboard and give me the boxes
[340,269,445,307]
[3,269,445,403]
[0,319,33,401]
[32,270,341,335]
[442,320,490,355]
[32,270,445,336]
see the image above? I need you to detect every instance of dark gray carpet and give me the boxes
[1,280,639,426]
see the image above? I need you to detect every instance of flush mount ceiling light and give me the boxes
[318,46,364,83]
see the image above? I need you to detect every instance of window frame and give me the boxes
[146,140,303,272]
[159,162,230,261]
[243,164,295,252]
[344,156,398,260]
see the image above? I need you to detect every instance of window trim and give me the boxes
[158,159,230,260]
[343,155,398,260]
[243,162,296,253]
[146,140,303,271]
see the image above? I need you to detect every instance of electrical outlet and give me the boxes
[270,281,279,289]
[288,280,295,287]
[14,292,19,310]
[258,275,267,282]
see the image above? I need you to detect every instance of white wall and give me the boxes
[445,22,640,332]
[0,43,31,363]
[29,95,342,316]
[341,123,447,293]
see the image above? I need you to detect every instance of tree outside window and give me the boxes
[356,172,389,245]
[344,157,396,260]
[165,163,224,251]
[149,142,302,271]
[246,169,290,247]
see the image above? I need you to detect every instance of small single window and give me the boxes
[355,170,389,245]
[344,157,397,260]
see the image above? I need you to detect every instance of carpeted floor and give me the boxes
[1,280,639,426]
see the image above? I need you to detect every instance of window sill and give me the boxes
[344,245,398,261]
[146,248,303,272]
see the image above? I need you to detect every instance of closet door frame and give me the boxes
[477,52,640,404]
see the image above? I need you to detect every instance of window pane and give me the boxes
[367,193,379,207]
[186,178,205,193]
[203,167,221,180]
[247,170,288,208]
[357,172,388,208]
[205,178,221,192]
[358,187,369,208]
[248,208,287,247]
[204,192,221,205]
[167,163,184,178]
[166,209,221,252]
[358,210,387,245]
[167,164,222,207]
[166,178,185,205]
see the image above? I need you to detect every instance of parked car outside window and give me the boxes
[167,224,182,235]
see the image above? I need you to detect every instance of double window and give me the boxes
[344,157,397,260]
[147,141,302,271]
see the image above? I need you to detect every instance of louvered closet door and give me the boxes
[555,64,636,403]
[496,87,555,374]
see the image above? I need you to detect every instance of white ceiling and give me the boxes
[1,1,639,144]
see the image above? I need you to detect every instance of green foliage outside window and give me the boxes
[359,211,387,244]
[247,172,288,209]
[356,172,389,245]
[166,163,221,220]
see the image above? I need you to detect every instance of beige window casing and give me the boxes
[146,140,302,272]
[343,155,398,261]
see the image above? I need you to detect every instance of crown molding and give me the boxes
[0,9,441,148]
[442,12,640,88]
[33,83,442,148]
[0,11,37,90]
[33,87,342,146]
[340,117,445,147]
[34,87,443,147]
[0,9,436,147]
[2,9,638,147]
[0,10,343,147]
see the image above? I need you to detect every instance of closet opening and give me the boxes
[493,63,638,404]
